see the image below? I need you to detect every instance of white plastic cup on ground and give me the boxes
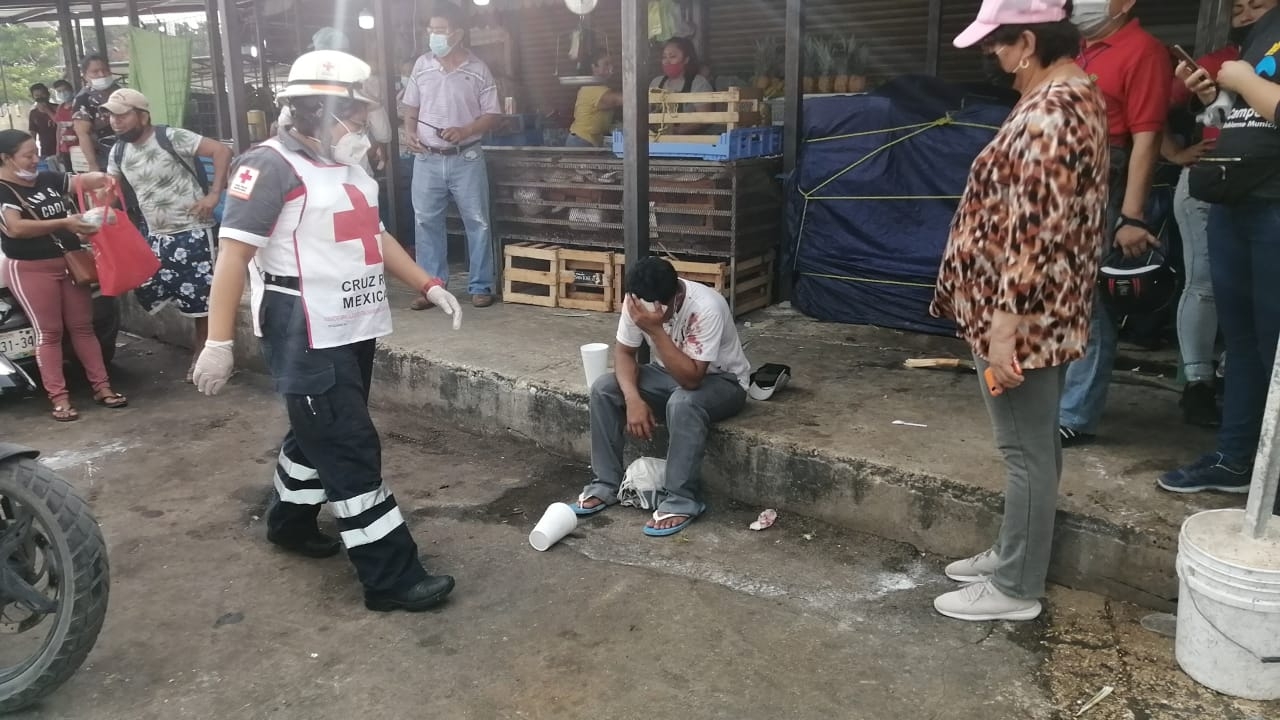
[529,502,578,552]
[580,342,610,390]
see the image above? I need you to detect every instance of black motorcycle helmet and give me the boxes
[1096,248,1179,318]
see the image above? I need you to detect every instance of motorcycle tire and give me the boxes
[0,456,109,714]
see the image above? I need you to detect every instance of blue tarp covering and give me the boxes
[785,75,1015,336]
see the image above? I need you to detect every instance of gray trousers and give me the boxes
[583,365,747,517]
[975,356,1068,600]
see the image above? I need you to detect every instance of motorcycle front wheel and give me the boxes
[0,455,109,714]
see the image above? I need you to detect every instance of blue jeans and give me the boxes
[1059,156,1127,433]
[412,148,494,295]
[1174,169,1218,383]
[1209,199,1280,465]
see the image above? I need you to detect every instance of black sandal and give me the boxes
[94,392,128,409]
[51,405,80,422]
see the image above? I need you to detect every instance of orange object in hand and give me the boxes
[985,357,1023,397]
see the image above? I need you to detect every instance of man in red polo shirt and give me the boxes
[1058,0,1173,446]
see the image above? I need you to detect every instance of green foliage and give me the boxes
[0,24,68,104]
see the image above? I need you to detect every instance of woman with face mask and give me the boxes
[70,54,121,173]
[0,129,124,421]
[931,0,1109,622]
[192,51,463,614]
[649,37,715,135]
[1164,0,1278,429]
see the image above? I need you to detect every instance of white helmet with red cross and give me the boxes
[276,50,374,105]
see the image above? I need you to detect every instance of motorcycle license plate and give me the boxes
[0,327,36,360]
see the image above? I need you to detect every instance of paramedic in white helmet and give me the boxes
[192,50,463,613]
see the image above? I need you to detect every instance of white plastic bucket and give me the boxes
[1175,509,1280,700]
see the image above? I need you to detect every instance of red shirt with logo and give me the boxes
[1076,18,1173,147]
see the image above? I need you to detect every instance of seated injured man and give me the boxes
[572,257,750,537]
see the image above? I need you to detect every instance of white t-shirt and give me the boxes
[617,279,751,389]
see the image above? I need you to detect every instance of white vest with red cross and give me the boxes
[252,138,392,350]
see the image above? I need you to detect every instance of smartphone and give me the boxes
[1172,45,1199,72]
[985,357,1024,397]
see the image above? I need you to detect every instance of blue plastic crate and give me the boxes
[611,126,782,161]
[484,128,544,146]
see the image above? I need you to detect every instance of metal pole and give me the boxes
[292,0,305,55]
[691,0,708,63]
[374,0,400,239]
[1196,0,1230,52]
[925,0,942,75]
[206,0,230,139]
[1243,338,1280,538]
[74,17,86,62]
[216,0,250,151]
[57,0,78,87]
[780,0,803,301]
[252,1,270,90]
[622,0,650,269]
[91,0,108,56]
[0,62,11,129]
[127,0,141,28]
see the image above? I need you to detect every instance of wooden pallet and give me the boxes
[648,87,765,142]
[502,242,559,308]
[559,249,615,312]
[612,251,775,317]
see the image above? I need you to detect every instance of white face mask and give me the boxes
[53,91,71,103]
[89,76,113,91]
[1071,0,1123,39]
[331,116,371,166]
[14,168,37,181]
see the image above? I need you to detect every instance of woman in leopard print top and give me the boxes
[930,0,1110,624]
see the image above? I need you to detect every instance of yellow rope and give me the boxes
[801,114,1001,199]
[799,271,937,289]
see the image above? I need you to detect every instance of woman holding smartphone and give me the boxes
[1165,0,1278,428]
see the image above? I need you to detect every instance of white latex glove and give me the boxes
[425,285,464,330]
[193,340,235,396]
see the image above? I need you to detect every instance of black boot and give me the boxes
[365,575,456,612]
[267,528,342,559]
[1180,382,1221,428]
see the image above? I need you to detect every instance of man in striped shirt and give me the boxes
[401,2,501,309]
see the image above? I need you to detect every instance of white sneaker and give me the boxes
[944,548,998,583]
[933,580,1042,622]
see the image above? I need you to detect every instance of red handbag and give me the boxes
[78,180,160,297]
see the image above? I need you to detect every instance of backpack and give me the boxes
[112,125,211,233]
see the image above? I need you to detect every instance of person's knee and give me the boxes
[589,373,622,402]
[666,391,709,424]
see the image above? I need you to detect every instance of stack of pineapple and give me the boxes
[750,35,871,98]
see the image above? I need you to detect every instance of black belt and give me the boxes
[420,141,480,156]
[263,273,300,291]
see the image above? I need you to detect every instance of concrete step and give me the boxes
[120,289,1235,610]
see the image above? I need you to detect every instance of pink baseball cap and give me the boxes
[953,0,1069,48]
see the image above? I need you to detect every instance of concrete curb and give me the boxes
[121,298,1177,610]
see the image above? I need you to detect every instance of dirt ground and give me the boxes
[1,337,1275,720]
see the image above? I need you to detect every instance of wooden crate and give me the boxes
[559,249,615,312]
[647,87,766,144]
[612,251,775,317]
[502,242,559,308]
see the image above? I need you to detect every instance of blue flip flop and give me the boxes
[572,495,610,516]
[643,511,697,537]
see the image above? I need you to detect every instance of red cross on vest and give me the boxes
[237,169,253,184]
[333,184,383,266]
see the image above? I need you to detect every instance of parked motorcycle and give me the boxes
[0,444,109,713]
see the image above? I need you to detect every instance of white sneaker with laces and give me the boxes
[945,548,999,582]
[933,580,1042,622]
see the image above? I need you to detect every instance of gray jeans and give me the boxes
[975,356,1068,600]
[1174,168,1218,383]
[583,365,747,517]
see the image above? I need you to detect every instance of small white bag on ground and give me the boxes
[619,457,666,510]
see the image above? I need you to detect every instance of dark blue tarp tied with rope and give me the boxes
[785,75,1015,336]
